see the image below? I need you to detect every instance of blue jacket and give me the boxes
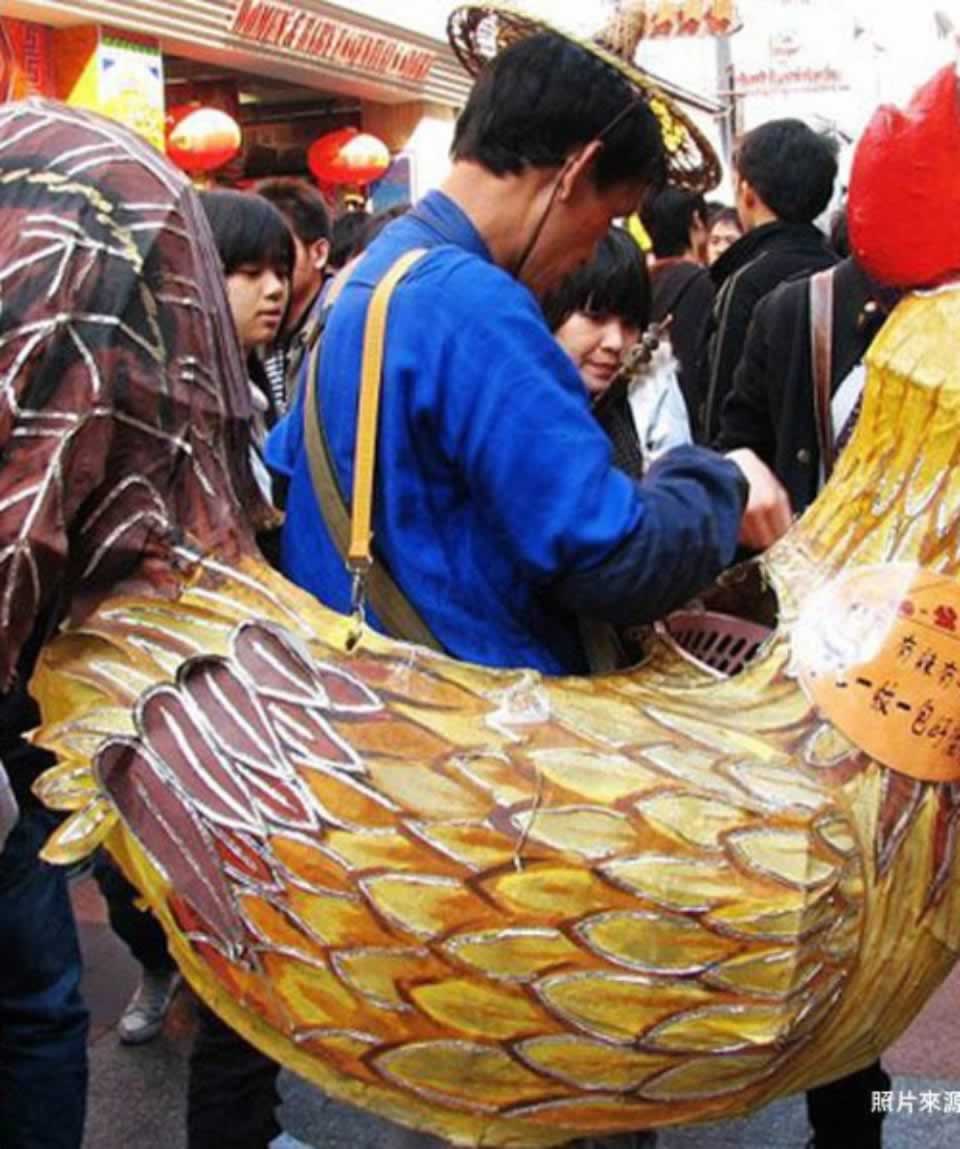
[267,191,745,674]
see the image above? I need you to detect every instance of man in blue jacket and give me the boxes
[268,30,786,677]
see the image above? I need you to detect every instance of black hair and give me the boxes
[354,205,409,259]
[709,206,741,233]
[829,205,850,259]
[199,189,294,278]
[256,177,332,245]
[641,186,707,257]
[704,198,730,225]
[329,210,369,270]
[541,227,650,333]
[734,119,838,224]
[452,33,667,193]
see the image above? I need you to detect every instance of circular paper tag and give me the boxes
[793,566,960,782]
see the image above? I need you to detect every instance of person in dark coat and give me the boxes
[701,118,839,440]
[256,178,332,412]
[641,185,715,439]
[715,256,897,510]
[715,254,901,1149]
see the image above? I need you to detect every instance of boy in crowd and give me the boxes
[702,118,839,440]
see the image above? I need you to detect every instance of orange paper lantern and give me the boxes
[307,128,390,186]
[166,104,242,174]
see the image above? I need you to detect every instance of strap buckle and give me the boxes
[346,558,372,651]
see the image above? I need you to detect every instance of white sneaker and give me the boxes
[117,968,182,1045]
[269,1135,314,1149]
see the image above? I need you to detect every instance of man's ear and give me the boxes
[735,175,756,225]
[557,139,604,202]
[309,238,330,273]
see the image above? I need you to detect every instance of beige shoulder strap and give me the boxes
[303,247,442,650]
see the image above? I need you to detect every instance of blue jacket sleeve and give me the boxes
[547,445,748,624]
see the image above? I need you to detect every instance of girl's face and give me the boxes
[706,219,743,265]
[225,262,289,351]
[554,310,639,397]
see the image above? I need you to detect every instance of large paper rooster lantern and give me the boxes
[5,57,960,1149]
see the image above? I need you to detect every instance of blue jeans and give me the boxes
[0,802,89,1148]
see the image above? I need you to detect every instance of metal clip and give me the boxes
[346,560,371,652]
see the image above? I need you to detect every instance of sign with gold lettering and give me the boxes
[228,1,436,85]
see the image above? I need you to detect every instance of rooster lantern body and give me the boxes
[3,73,960,1147]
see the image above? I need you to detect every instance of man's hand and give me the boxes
[726,448,794,551]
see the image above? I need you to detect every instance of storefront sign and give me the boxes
[229,1,436,85]
[735,63,847,95]
[644,0,741,38]
[733,0,851,94]
[100,31,165,151]
[55,26,165,152]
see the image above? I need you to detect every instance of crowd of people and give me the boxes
[0,14,914,1149]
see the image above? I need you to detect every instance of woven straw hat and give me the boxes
[448,2,722,192]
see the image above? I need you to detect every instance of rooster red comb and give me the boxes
[849,65,960,287]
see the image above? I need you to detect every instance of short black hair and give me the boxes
[256,178,332,245]
[734,119,837,224]
[709,206,741,232]
[329,210,369,270]
[199,189,294,278]
[355,205,409,258]
[642,186,706,257]
[704,199,730,225]
[452,33,667,193]
[541,226,650,332]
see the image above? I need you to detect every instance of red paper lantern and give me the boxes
[307,128,390,186]
[166,104,242,174]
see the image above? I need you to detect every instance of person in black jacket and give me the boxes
[701,118,839,441]
[641,186,715,439]
[257,178,332,411]
[715,255,901,1149]
[715,256,897,510]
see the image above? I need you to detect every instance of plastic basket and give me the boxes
[657,610,772,677]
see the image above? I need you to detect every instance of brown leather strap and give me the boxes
[809,268,836,480]
[303,247,442,650]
